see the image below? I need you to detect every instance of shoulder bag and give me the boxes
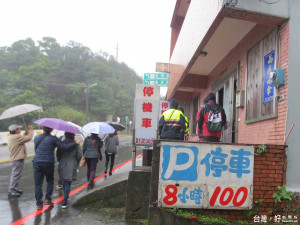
[79,156,86,167]
[89,137,102,161]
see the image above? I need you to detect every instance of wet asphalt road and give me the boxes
[0,134,142,225]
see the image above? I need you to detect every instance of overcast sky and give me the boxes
[0,0,175,79]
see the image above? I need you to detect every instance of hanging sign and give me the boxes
[263,50,275,104]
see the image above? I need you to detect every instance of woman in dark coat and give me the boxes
[83,133,103,189]
[104,130,119,176]
[57,132,82,208]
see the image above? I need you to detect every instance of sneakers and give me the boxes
[104,168,107,174]
[109,171,112,176]
[13,189,23,194]
[56,184,63,190]
[44,199,54,206]
[8,191,21,198]
[37,205,43,210]
[62,201,68,209]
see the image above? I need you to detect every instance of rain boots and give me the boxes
[87,181,94,190]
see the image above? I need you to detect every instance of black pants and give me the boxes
[161,137,182,140]
[200,136,221,142]
[86,158,98,183]
[105,152,115,172]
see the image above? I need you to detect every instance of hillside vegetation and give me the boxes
[0,37,142,130]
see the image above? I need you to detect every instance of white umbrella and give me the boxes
[82,122,115,135]
[0,104,43,128]
[0,104,42,120]
[67,121,88,137]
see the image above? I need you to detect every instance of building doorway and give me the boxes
[213,67,238,143]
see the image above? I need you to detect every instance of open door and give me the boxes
[214,68,238,143]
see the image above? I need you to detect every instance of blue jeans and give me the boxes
[33,162,54,206]
[62,181,71,202]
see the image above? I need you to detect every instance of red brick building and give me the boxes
[167,0,300,192]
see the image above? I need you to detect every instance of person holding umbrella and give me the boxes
[33,126,80,210]
[8,124,34,198]
[104,130,119,176]
[82,133,103,189]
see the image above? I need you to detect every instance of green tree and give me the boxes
[0,37,142,130]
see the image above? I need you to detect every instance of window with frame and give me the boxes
[245,29,278,123]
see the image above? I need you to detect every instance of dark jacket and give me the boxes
[159,99,186,139]
[33,132,77,163]
[197,93,227,142]
[104,134,119,155]
[83,134,103,159]
[58,137,82,182]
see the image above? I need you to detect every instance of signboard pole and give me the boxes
[132,128,136,170]
[132,145,136,171]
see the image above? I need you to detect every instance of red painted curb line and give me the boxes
[11,153,143,225]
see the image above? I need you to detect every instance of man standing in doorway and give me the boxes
[197,92,227,142]
[159,99,186,140]
[8,124,34,197]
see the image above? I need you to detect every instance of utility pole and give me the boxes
[85,83,98,123]
[116,43,119,62]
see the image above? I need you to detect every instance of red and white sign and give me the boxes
[134,84,160,145]
[135,99,159,129]
[135,84,160,100]
[158,142,254,209]
[160,100,169,118]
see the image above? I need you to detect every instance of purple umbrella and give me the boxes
[34,118,81,134]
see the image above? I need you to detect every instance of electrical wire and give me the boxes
[260,0,281,4]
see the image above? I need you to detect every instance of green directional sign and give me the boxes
[144,80,168,87]
[144,73,168,80]
[144,73,168,86]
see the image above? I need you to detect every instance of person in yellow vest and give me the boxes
[159,99,186,140]
[178,106,190,141]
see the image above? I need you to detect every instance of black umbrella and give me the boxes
[106,122,125,131]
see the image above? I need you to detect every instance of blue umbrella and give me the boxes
[82,122,115,135]
[34,118,81,134]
